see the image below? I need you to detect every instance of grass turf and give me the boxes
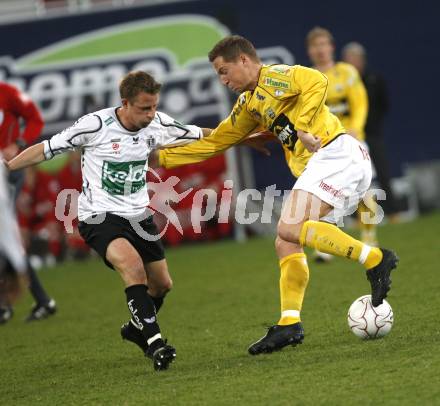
[1,211,439,405]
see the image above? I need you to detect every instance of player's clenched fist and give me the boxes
[297,130,321,152]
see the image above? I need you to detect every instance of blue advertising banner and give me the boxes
[0,0,435,188]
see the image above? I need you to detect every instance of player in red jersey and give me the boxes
[0,82,56,324]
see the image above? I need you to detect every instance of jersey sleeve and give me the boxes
[291,66,329,132]
[5,84,44,144]
[159,93,258,169]
[345,65,368,134]
[42,114,102,160]
[154,112,203,148]
[13,91,44,144]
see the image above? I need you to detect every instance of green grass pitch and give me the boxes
[2,212,440,405]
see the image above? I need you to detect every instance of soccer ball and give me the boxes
[347,295,393,339]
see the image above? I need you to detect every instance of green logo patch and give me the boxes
[102,160,146,195]
[104,117,115,126]
[263,77,290,89]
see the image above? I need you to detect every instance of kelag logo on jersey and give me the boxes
[0,15,294,135]
[102,160,147,195]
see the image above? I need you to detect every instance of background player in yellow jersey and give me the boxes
[158,35,398,355]
[342,41,400,220]
[306,27,379,255]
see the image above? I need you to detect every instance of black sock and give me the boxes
[127,295,163,333]
[125,284,163,350]
[149,295,164,313]
[27,261,50,305]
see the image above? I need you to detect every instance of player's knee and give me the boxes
[160,277,173,295]
[149,277,172,297]
[275,236,283,252]
[275,236,303,258]
[275,236,289,256]
[277,222,302,244]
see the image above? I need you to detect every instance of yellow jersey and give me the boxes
[323,62,368,140]
[160,64,345,177]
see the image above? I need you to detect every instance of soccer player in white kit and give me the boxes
[5,71,208,371]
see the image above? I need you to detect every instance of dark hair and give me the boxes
[119,71,162,102]
[208,35,260,63]
[306,26,335,47]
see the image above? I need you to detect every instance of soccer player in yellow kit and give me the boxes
[158,35,398,355]
[307,27,378,250]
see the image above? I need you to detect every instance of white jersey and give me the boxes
[42,107,202,221]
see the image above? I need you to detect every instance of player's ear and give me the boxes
[121,98,129,108]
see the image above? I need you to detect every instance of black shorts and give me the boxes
[78,213,165,270]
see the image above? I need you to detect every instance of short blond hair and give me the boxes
[306,26,335,47]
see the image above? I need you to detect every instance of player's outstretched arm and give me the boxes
[240,130,279,156]
[5,143,45,171]
[5,114,99,171]
[159,95,258,169]
[158,124,251,169]
[201,128,212,138]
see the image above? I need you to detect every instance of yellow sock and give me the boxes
[278,253,309,326]
[299,220,383,269]
[357,200,378,246]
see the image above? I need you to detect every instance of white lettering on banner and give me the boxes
[0,48,294,134]
[28,73,67,121]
